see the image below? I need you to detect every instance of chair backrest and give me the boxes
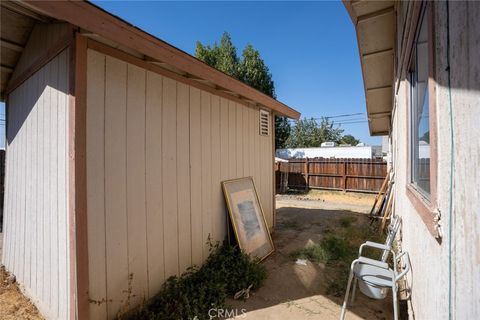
[381,215,402,262]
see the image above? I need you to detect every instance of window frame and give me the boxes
[404,1,439,237]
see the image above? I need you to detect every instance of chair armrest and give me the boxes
[364,241,391,250]
[358,241,392,257]
[395,251,411,281]
[357,256,389,269]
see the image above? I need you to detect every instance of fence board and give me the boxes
[276,158,387,193]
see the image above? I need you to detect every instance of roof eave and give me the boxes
[17,0,300,119]
[343,0,396,135]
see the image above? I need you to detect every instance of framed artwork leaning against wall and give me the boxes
[222,177,275,261]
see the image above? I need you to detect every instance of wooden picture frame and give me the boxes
[222,177,275,261]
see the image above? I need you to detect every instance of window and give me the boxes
[259,109,270,136]
[409,8,430,199]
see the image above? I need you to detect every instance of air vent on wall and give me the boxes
[259,109,270,136]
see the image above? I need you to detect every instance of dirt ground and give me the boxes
[278,190,377,212]
[0,190,389,320]
[226,191,392,320]
[0,266,43,320]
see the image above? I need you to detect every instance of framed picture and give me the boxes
[222,177,274,261]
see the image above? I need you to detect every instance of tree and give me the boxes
[195,32,240,79]
[317,117,344,144]
[274,117,291,149]
[285,118,321,148]
[339,134,360,146]
[285,117,353,148]
[240,44,275,98]
[195,32,290,149]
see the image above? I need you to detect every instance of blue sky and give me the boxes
[0,1,381,148]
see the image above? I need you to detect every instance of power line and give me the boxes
[287,117,367,124]
[335,120,368,125]
[324,112,365,119]
[287,112,366,122]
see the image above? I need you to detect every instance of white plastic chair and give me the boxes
[350,216,401,303]
[339,216,409,320]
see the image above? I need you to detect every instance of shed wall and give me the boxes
[85,49,274,319]
[2,49,71,320]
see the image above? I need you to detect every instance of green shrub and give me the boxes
[129,242,266,320]
[320,235,351,261]
[203,243,267,296]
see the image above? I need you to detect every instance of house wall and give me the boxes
[2,49,71,320]
[85,48,274,319]
[391,2,480,319]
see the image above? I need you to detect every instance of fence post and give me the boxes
[304,157,309,191]
[343,159,347,192]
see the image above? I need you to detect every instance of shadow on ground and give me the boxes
[226,199,393,320]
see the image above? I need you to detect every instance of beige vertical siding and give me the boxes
[86,48,274,318]
[2,49,71,320]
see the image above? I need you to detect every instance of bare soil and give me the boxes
[0,266,43,320]
[226,191,392,320]
[277,190,376,212]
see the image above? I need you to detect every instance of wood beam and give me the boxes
[218,89,240,97]
[5,31,74,95]
[1,65,14,73]
[357,6,394,24]
[362,48,393,58]
[1,38,24,52]
[69,33,89,320]
[1,1,50,22]
[366,84,392,91]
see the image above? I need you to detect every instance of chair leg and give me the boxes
[392,283,398,320]
[340,269,354,320]
[350,278,358,305]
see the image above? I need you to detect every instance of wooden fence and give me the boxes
[275,158,387,193]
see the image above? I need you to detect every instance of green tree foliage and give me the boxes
[339,134,360,146]
[286,117,349,148]
[317,117,344,145]
[274,117,291,149]
[196,32,240,79]
[195,32,291,149]
[240,44,275,97]
[285,118,321,148]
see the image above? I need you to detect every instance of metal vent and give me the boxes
[259,109,270,136]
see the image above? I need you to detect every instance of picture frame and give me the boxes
[222,177,275,261]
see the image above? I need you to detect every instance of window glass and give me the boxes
[410,9,430,198]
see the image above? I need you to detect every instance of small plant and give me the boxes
[128,241,266,320]
[289,243,329,263]
[289,235,352,263]
[339,216,357,228]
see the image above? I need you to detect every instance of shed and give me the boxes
[0,1,300,319]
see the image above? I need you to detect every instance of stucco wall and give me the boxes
[391,2,480,319]
[86,49,274,319]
